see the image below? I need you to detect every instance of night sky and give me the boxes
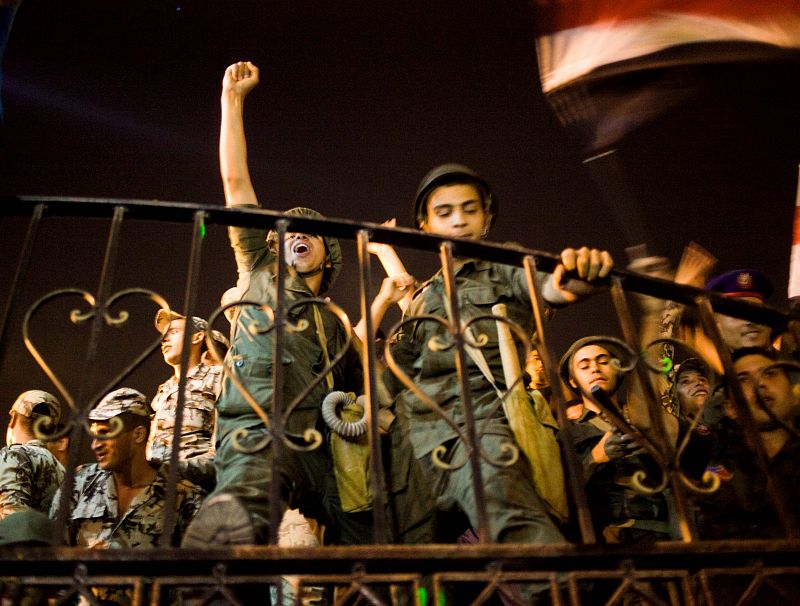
[1,1,799,449]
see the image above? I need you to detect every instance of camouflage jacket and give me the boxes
[52,463,204,549]
[0,440,65,519]
[146,362,221,487]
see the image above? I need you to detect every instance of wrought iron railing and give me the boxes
[0,196,797,605]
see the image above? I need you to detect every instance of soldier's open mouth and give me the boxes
[292,242,310,255]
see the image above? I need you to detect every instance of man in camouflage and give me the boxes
[0,390,64,519]
[149,309,222,490]
[52,388,203,548]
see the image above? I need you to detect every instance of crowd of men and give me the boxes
[0,61,797,604]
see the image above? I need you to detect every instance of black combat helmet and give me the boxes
[412,163,497,230]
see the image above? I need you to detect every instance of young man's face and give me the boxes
[421,183,489,240]
[676,370,710,417]
[732,354,798,429]
[284,233,327,274]
[715,297,771,350]
[570,344,619,398]
[161,319,192,367]
[90,420,137,473]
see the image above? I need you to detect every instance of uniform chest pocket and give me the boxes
[459,284,511,309]
[72,496,108,521]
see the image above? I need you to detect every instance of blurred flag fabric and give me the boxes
[532,1,800,156]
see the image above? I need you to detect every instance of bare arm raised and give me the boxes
[220,61,260,209]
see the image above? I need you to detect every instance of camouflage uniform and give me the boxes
[146,362,222,489]
[0,389,65,521]
[0,440,64,519]
[52,387,204,605]
[202,207,364,545]
[52,463,203,605]
[53,462,203,549]
[387,259,564,544]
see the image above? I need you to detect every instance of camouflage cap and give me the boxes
[154,309,208,334]
[89,388,150,421]
[11,390,61,425]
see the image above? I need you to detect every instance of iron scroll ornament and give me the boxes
[383,311,549,471]
[204,296,354,455]
[575,336,721,496]
[23,287,171,442]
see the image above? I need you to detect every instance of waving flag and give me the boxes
[533,1,800,155]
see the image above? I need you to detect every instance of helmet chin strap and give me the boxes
[294,263,325,279]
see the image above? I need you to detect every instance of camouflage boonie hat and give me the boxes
[89,388,150,421]
[154,309,208,334]
[11,390,61,425]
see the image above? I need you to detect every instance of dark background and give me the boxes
[1,1,799,451]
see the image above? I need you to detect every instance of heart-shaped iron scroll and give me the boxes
[384,312,537,471]
[204,296,354,455]
[23,287,171,442]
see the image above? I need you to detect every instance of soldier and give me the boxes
[0,390,64,520]
[703,269,775,427]
[707,269,774,351]
[182,61,365,551]
[149,309,222,490]
[53,388,203,548]
[371,164,614,549]
[559,338,710,543]
[52,388,203,604]
[696,347,800,539]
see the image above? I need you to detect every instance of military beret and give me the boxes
[11,390,61,425]
[706,269,773,301]
[89,388,150,421]
[154,309,208,334]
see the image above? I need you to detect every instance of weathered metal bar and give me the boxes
[522,255,596,545]
[53,205,127,546]
[160,210,207,548]
[0,203,43,361]
[0,196,790,328]
[694,295,797,538]
[1,542,799,576]
[355,229,388,544]
[270,219,289,546]
[609,278,697,542]
[438,241,490,542]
